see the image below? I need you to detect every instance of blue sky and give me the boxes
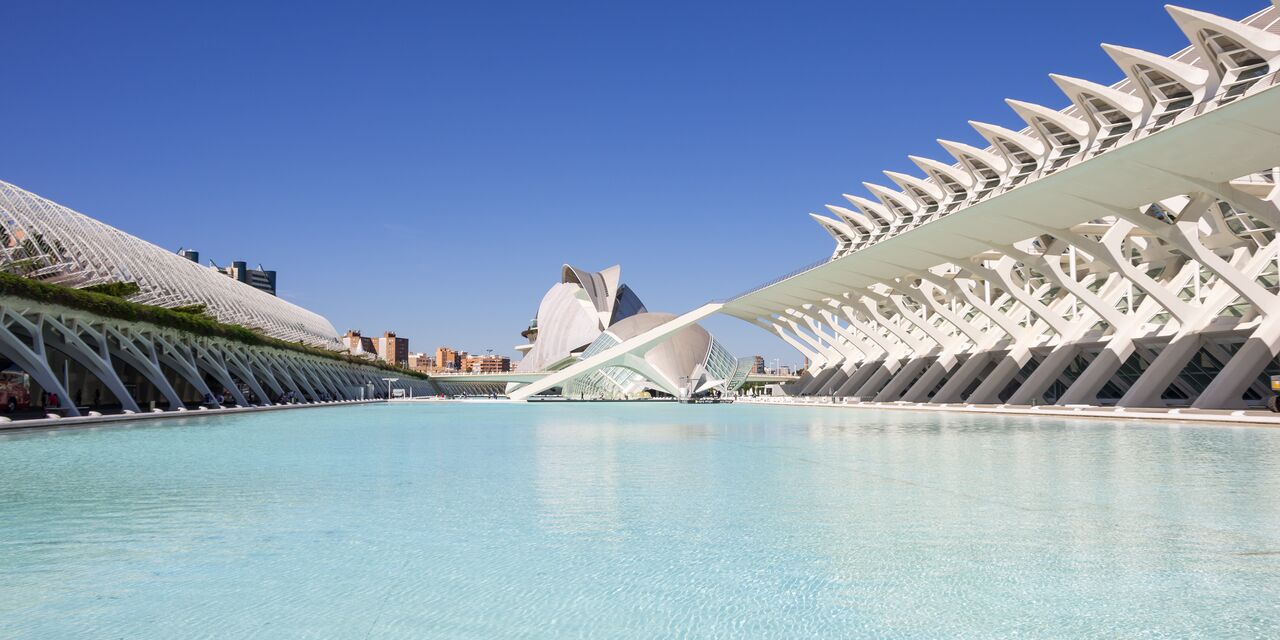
[0,0,1265,366]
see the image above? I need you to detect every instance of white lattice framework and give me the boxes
[0,180,342,349]
[804,5,1280,259]
[720,3,1280,410]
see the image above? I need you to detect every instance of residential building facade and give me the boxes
[461,355,511,373]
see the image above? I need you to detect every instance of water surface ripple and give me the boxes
[2,404,1279,638]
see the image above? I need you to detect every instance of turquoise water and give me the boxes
[2,404,1279,638]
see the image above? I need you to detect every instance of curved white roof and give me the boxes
[0,180,343,349]
[812,3,1280,256]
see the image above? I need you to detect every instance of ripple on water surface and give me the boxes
[1,404,1279,638]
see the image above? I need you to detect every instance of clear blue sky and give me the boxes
[0,0,1264,366]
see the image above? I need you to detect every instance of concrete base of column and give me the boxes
[852,363,898,399]
[1193,319,1280,408]
[966,353,1028,405]
[1057,348,1126,406]
[799,365,843,396]
[1117,334,1201,408]
[900,359,953,402]
[835,362,883,397]
[814,368,850,396]
[1006,345,1077,406]
[932,352,993,404]
[874,357,932,402]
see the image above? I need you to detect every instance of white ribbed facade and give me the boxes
[0,181,448,416]
[721,3,1280,410]
[0,180,342,349]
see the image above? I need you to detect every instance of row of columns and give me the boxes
[749,180,1280,410]
[0,302,437,417]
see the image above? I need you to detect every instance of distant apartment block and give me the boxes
[435,347,463,372]
[372,331,409,365]
[408,352,435,373]
[752,355,766,374]
[344,330,409,365]
[342,330,377,359]
[177,248,278,296]
[461,354,511,373]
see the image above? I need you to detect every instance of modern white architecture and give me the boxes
[721,3,1280,409]
[516,3,1280,411]
[0,181,340,349]
[509,265,751,399]
[0,182,438,415]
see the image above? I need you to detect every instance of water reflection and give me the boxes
[534,421,622,535]
[1,403,1279,638]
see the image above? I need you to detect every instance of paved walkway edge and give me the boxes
[0,400,382,433]
[737,398,1280,428]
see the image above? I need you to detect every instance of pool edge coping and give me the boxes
[0,400,383,434]
[736,398,1280,428]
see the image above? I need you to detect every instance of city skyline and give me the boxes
[0,0,1264,363]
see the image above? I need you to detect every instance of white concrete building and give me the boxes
[509,264,752,399]
[724,3,1280,409]
[514,3,1280,410]
[0,182,438,415]
[0,180,341,349]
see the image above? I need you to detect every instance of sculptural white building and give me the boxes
[721,3,1280,409]
[510,3,1280,410]
[512,264,751,399]
[0,181,439,415]
[0,180,342,349]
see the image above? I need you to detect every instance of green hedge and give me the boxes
[0,272,428,379]
[82,281,142,298]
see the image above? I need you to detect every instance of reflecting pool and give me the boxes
[2,403,1279,638]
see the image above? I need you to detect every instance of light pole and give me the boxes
[382,377,399,401]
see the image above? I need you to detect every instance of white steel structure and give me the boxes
[721,3,1280,410]
[514,3,1280,410]
[0,181,342,349]
[0,181,448,416]
[507,264,751,400]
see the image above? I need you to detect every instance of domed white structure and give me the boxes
[514,265,751,399]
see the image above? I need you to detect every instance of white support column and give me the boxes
[261,352,313,401]
[236,348,286,396]
[218,346,274,405]
[191,341,249,407]
[814,308,881,395]
[0,307,79,416]
[154,335,221,408]
[944,269,1053,404]
[913,275,1011,403]
[894,279,987,401]
[791,311,847,389]
[1110,198,1280,407]
[106,327,185,410]
[833,305,913,398]
[307,360,347,400]
[853,293,942,401]
[280,355,325,402]
[1054,258,1196,405]
[42,315,141,413]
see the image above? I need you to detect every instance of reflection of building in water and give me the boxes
[534,423,621,535]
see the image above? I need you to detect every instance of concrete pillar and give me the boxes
[0,307,79,416]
